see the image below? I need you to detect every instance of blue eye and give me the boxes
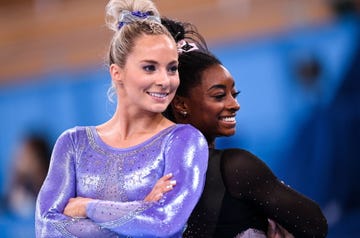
[168,65,178,74]
[143,65,156,72]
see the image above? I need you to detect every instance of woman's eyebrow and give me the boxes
[207,84,226,91]
[140,60,158,64]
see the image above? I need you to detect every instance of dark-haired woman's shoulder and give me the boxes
[219,148,279,198]
[221,148,277,180]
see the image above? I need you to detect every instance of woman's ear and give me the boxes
[110,64,123,84]
[172,95,188,113]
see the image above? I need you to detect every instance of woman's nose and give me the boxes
[228,97,240,111]
[156,71,171,89]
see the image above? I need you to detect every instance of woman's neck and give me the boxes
[98,108,173,143]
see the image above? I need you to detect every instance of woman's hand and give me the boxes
[63,197,93,218]
[144,173,176,202]
[267,219,294,238]
[63,174,175,217]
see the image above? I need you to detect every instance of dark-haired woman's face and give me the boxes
[185,64,240,140]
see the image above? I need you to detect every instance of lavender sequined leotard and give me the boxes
[35,124,208,238]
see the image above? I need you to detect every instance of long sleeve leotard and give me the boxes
[184,148,328,238]
[35,124,208,238]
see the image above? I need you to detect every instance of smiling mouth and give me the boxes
[147,92,169,98]
[219,116,236,122]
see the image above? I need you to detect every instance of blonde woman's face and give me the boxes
[116,34,179,114]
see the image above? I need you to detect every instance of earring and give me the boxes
[181,111,188,118]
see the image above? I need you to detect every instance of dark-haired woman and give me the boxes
[162,18,328,238]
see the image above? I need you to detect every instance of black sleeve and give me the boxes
[221,148,328,238]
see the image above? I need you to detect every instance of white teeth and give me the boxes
[221,116,236,122]
[148,92,168,98]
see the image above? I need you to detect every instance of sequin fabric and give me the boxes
[183,149,328,238]
[35,124,208,238]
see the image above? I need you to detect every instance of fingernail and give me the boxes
[167,173,173,177]
[170,180,176,185]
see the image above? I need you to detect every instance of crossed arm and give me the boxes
[35,127,208,238]
[221,148,328,238]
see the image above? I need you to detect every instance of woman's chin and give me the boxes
[218,129,236,137]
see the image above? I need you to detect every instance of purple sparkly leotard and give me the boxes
[35,124,208,238]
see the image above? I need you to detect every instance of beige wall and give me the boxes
[0,0,333,84]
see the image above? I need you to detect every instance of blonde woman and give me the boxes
[35,1,208,237]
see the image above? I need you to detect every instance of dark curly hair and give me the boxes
[161,18,222,121]
[161,17,208,52]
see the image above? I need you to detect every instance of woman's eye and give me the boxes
[168,65,178,74]
[143,65,156,72]
[232,91,241,98]
[214,94,226,99]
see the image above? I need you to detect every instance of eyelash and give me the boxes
[142,65,178,74]
[143,65,155,72]
[233,91,241,98]
[168,65,178,74]
[214,91,240,100]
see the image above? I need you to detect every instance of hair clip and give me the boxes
[131,11,151,18]
[118,10,160,30]
[177,40,199,54]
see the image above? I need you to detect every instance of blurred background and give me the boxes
[0,0,359,237]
